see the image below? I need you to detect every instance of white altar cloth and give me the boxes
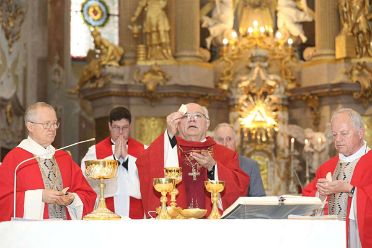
[0,219,345,248]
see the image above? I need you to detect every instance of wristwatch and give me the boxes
[348,186,355,197]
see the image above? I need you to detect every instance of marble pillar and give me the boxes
[314,0,339,59]
[174,0,202,61]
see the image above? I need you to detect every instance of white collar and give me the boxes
[339,141,370,163]
[17,136,56,159]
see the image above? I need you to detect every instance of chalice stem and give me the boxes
[208,192,221,219]
[97,178,107,209]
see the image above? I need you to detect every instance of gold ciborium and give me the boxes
[153,178,175,219]
[83,160,121,220]
[205,180,225,219]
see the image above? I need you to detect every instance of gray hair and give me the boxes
[24,102,55,125]
[213,122,237,138]
[331,108,364,130]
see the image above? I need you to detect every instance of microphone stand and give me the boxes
[13,138,95,220]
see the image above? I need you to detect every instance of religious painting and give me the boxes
[135,117,166,146]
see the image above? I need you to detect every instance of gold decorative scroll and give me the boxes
[364,116,372,148]
[135,116,166,145]
[0,0,25,53]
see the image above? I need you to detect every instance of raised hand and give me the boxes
[166,111,184,138]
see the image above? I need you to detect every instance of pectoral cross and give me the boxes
[188,167,200,181]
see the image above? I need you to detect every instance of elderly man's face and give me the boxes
[214,125,236,151]
[331,112,364,157]
[178,103,210,141]
[27,107,58,147]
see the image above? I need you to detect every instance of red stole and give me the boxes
[95,137,145,219]
[176,136,214,209]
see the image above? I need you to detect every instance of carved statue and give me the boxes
[276,0,313,43]
[91,28,124,66]
[338,0,352,34]
[350,0,372,57]
[134,64,170,93]
[69,50,103,94]
[201,0,235,49]
[130,0,173,60]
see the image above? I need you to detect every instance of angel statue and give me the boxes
[200,0,235,49]
[276,0,314,43]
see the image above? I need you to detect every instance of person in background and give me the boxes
[214,123,265,197]
[81,106,146,219]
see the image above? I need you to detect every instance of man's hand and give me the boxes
[114,135,127,159]
[191,150,216,171]
[316,178,353,196]
[166,111,184,138]
[42,189,75,206]
[55,193,75,206]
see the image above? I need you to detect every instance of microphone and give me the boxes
[13,138,95,219]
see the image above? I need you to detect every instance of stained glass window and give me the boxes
[70,0,119,58]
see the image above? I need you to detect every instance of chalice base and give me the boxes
[83,207,121,220]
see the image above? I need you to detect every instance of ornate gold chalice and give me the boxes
[153,178,175,219]
[205,180,225,219]
[164,167,183,218]
[83,160,121,220]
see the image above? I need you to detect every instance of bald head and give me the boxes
[213,123,237,151]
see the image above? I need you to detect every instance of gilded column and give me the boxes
[314,0,339,59]
[119,0,139,63]
[175,0,202,61]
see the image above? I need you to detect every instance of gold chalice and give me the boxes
[83,160,121,220]
[205,180,225,219]
[164,167,182,206]
[164,167,182,218]
[153,178,175,219]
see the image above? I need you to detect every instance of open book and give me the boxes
[222,196,323,219]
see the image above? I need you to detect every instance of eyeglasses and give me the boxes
[29,121,60,129]
[181,112,209,121]
[111,125,129,132]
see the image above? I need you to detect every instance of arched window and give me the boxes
[70,0,119,58]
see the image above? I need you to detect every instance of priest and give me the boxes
[0,102,96,221]
[303,108,372,247]
[81,106,146,218]
[136,103,249,217]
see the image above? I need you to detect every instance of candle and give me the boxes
[290,137,295,153]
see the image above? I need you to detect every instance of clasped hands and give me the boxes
[42,187,74,206]
[114,134,128,160]
[316,178,352,196]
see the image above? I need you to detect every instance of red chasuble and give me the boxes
[302,150,372,247]
[136,133,249,217]
[0,148,96,221]
[95,137,145,219]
